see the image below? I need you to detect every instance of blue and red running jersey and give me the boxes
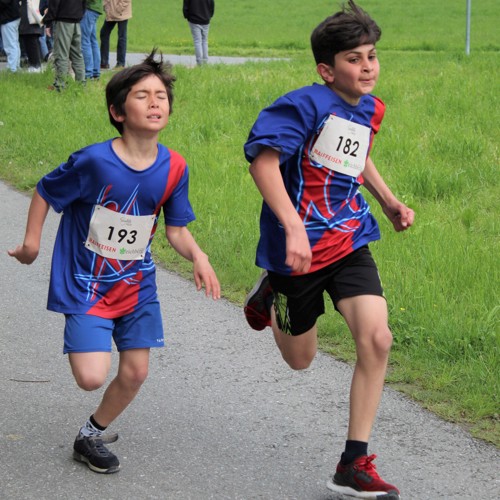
[244,83,385,275]
[37,139,195,318]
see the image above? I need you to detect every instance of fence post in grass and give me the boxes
[465,0,471,55]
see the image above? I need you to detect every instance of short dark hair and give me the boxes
[310,0,381,66]
[106,48,176,134]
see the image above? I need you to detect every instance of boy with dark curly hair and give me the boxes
[244,2,414,497]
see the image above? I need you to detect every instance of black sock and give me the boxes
[90,414,107,432]
[341,440,368,464]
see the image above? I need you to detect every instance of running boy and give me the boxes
[243,2,413,498]
[8,50,220,474]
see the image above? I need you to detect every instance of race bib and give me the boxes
[85,205,156,260]
[310,114,371,177]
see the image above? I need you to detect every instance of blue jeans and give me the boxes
[1,18,21,72]
[80,9,101,78]
[100,19,127,67]
[39,33,49,60]
[188,22,210,65]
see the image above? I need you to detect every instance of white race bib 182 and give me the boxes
[85,205,156,261]
[310,114,371,177]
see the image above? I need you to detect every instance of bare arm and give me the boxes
[165,225,220,299]
[249,148,311,273]
[362,156,415,232]
[8,189,50,264]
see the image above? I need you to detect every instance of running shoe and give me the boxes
[326,454,400,499]
[73,433,120,474]
[243,270,273,331]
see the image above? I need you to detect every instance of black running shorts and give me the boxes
[268,246,384,336]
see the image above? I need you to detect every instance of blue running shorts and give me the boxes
[64,301,165,353]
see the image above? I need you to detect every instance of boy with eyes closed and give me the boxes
[9,49,220,474]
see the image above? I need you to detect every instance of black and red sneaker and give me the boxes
[327,454,400,499]
[243,271,273,331]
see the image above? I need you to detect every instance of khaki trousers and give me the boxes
[52,21,85,86]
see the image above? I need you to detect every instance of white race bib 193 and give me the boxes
[310,114,371,177]
[85,205,156,261]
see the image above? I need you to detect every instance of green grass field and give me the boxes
[126,0,500,55]
[0,0,498,445]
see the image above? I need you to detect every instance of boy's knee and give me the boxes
[132,366,149,386]
[362,327,393,358]
[274,322,317,371]
[74,372,107,391]
[282,349,316,371]
[120,365,149,389]
[285,356,314,371]
[376,328,393,353]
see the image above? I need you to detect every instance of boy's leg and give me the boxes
[327,294,399,498]
[69,346,152,474]
[93,348,150,427]
[65,314,147,474]
[271,308,317,371]
[245,269,322,369]
[69,351,112,391]
[337,295,392,442]
[89,300,162,428]
[68,351,121,474]
[69,349,150,427]
[74,300,161,473]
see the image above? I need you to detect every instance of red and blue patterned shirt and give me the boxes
[37,140,195,318]
[244,83,385,275]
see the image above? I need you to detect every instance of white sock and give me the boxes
[79,418,103,437]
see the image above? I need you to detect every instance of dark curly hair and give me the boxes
[311,1,381,66]
[106,48,176,134]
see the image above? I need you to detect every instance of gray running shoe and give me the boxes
[73,434,120,474]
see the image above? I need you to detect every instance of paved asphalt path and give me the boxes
[1,55,499,500]
[1,184,499,500]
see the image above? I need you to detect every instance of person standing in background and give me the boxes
[80,0,102,80]
[100,0,131,70]
[183,0,214,66]
[44,0,86,91]
[19,0,44,72]
[0,0,21,72]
